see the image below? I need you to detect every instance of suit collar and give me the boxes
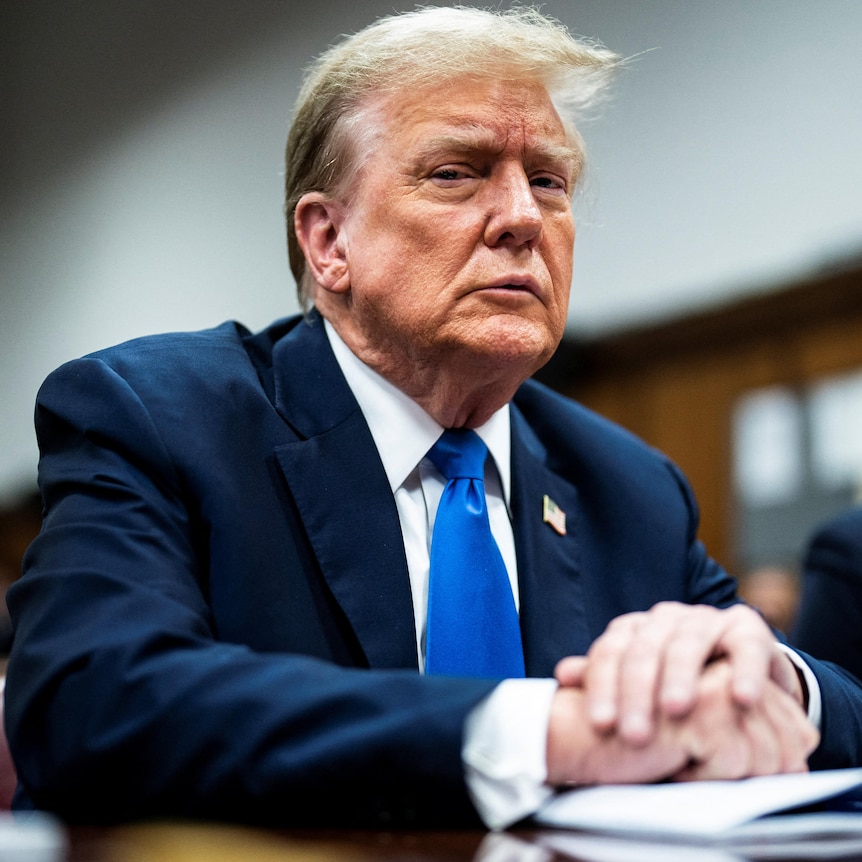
[269,311,360,437]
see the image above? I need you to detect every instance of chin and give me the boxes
[469,318,559,372]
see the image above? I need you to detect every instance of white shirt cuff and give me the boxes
[462,678,558,830]
[778,643,822,729]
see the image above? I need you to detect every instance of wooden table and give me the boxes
[62,822,862,862]
[68,825,489,862]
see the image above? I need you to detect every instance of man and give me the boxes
[5,6,860,831]
[793,506,862,680]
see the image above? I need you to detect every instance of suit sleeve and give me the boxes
[5,357,496,827]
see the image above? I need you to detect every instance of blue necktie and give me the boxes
[425,429,525,678]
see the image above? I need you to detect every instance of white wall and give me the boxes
[564,0,862,331]
[2,0,862,499]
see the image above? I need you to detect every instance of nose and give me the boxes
[484,166,543,250]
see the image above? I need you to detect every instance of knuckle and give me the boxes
[587,634,623,661]
[607,612,644,635]
[728,602,771,633]
[651,601,687,619]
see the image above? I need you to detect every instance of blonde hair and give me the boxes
[284,5,620,306]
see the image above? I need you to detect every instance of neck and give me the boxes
[321,306,550,428]
[351,339,536,428]
[402,372,521,429]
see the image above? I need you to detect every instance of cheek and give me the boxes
[548,221,575,285]
[544,253,572,294]
[383,225,472,293]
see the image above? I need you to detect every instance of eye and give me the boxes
[531,174,568,195]
[429,165,475,184]
[432,168,462,181]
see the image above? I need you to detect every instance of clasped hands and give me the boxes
[546,602,820,787]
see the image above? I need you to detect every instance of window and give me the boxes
[731,370,862,570]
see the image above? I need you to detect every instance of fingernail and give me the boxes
[734,679,758,703]
[621,712,650,742]
[590,702,616,726]
[663,685,689,708]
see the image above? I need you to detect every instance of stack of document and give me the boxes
[532,768,862,860]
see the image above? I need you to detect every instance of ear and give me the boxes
[294,193,351,294]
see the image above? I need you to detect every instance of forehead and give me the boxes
[363,75,575,159]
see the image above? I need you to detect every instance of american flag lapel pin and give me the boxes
[542,495,567,536]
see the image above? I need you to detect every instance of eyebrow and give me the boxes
[414,130,583,178]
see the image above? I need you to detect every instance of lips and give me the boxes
[483,275,541,296]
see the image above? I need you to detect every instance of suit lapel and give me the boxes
[269,315,418,670]
[511,407,591,676]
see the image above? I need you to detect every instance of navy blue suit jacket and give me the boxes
[793,507,862,681]
[7,313,862,826]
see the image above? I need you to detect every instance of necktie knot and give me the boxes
[428,429,487,481]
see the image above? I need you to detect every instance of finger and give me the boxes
[583,612,644,732]
[589,602,719,742]
[598,602,701,744]
[661,603,776,712]
[757,681,819,773]
[725,682,816,777]
[671,661,752,781]
[674,732,751,782]
[717,605,778,707]
[675,673,818,782]
[770,647,807,707]
[554,655,588,687]
[615,615,671,745]
[738,699,782,777]
[547,686,691,786]
[656,605,730,717]
[674,721,752,781]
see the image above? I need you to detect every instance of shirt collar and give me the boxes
[324,319,512,502]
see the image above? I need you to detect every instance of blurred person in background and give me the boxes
[738,564,800,635]
[793,506,862,680]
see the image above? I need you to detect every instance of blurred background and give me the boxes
[3,0,862,632]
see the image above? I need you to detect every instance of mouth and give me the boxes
[481,276,541,296]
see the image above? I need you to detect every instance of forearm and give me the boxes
[7,599,493,826]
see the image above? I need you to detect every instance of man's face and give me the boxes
[326,75,578,382]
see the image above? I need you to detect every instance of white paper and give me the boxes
[534,769,862,841]
[0,812,67,862]
[535,831,749,862]
[535,826,862,862]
